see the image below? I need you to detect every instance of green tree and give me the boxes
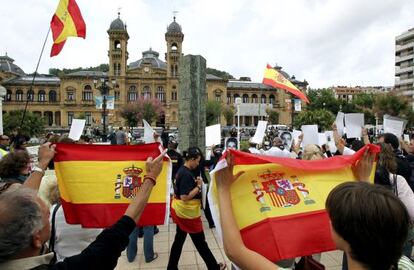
[374,93,414,126]
[206,67,234,80]
[4,110,45,137]
[206,100,222,126]
[222,106,235,126]
[120,98,164,127]
[307,88,341,114]
[293,109,335,131]
[266,109,279,124]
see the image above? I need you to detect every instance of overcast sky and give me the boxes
[1,0,413,88]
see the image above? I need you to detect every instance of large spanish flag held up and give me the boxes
[54,143,171,228]
[209,144,379,262]
[50,0,86,57]
[263,64,310,103]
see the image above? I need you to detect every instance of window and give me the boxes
[171,43,178,51]
[156,86,165,102]
[16,89,23,102]
[251,94,258,103]
[114,63,121,76]
[68,112,74,125]
[269,94,275,105]
[142,86,151,99]
[171,91,177,101]
[215,93,221,102]
[242,94,249,103]
[114,91,120,101]
[128,86,137,101]
[67,89,75,101]
[82,85,93,101]
[27,90,34,101]
[6,90,11,101]
[85,112,92,126]
[49,90,57,102]
[227,94,231,104]
[114,40,121,49]
[233,94,239,102]
[38,90,46,102]
[261,94,266,104]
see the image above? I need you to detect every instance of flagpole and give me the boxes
[19,27,51,129]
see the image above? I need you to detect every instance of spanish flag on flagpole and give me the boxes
[50,0,86,57]
[54,143,171,228]
[263,64,310,103]
[208,144,379,262]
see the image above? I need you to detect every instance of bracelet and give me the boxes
[144,175,156,186]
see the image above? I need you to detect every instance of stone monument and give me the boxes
[178,55,207,152]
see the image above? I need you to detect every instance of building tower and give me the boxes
[165,16,184,78]
[395,28,414,107]
[108,12,129,77]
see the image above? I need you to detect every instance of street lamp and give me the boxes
[93,77,116,142]
[0,85,6,135]
[235,97,242,150]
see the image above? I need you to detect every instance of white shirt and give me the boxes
[392,174,414,220]
[53,205,102,262]
[263,147,291,158]
[248,147,261,154]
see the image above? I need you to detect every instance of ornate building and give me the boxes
[0,14,308,132]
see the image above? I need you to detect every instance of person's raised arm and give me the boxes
[124,149,167,222]
[352,148,375,182]
[362,127,371,145]
[216,153,278,270]
[23,143,56,190]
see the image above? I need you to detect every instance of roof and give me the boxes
[227,80,273,90]
[0,55,25,75]
[2,74,60,85]
[128,48,167,70]
[66,71,108,77]
[109,13,126,31]
[166,17,182,34]
[206,74,226,81]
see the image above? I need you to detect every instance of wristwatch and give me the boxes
[32,166,45,176]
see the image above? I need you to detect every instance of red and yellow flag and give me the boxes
[54,143,170,228]
[209,145,379,262]
[50,0,86,57]
[263,64,310,103]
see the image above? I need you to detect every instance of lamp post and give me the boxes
[0,85,6,135]
[235,97,242,150]
[291,97,295,128]
[93,77,116,142]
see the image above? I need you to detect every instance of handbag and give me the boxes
[295,256,325,270]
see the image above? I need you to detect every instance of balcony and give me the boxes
[396,41,414,52]
[395,77,414,86]
[395,65,414,75]
[396,54,414,63]
[81,100,95,106]
[64,99,77,105]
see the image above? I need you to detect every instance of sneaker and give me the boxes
[145,252,159,263]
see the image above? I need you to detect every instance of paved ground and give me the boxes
[115,215,343,270]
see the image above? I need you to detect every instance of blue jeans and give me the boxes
[127,226,154,262]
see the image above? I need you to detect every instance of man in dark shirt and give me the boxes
[167,139,183,182]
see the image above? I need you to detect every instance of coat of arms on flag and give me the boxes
[114,165,143,199]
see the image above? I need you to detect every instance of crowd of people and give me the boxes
[0,123,413,269]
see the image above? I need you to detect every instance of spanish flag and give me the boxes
[263,64,310,103]
[54,143,171,228]
[50,0,86,57]
[209,144,379,262]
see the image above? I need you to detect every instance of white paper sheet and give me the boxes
[68,119,86,141]
[344,113,364,138]
[404,134,410,143]
[202,182,208,209]
[143,119,156,143]
[301,125,319,146]
[335,112,345,136]
[318,133,327,146]
[205,124,221,146]
[383,118,404,138]
[325,131,337,153]
[292,130,302,143]
[250,121,268,144]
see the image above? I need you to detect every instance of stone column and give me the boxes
[178,55,207,153]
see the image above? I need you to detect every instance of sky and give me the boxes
[1,0,413,88]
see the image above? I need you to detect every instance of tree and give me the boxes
[266,109,279,124]
[120,98,164,127]
[4,110,45,137]
[374,93,414,127]
[206,100,222,126]
[222,106,235,126]
[293,109,335,131]
[206,67,234,80]
[307,88,341,114]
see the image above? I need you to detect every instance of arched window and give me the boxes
[66,88,75,101]
[128,86,137,101]
[38,90,46,102]
[16,89,23,102]
[171,43,178,51]
[215,90,222,102]
[114,40,121,49]
[156,86,165,102]
[242,94,249,103]
[251,94,258,103]
[261,94,266,104]
[142,86,151,99]
[27,90,34,101]
[82,85,93,101]
[6,90,11,101]
[49,90,57,102]
[269,94,275,105]
[233,94,239,101]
